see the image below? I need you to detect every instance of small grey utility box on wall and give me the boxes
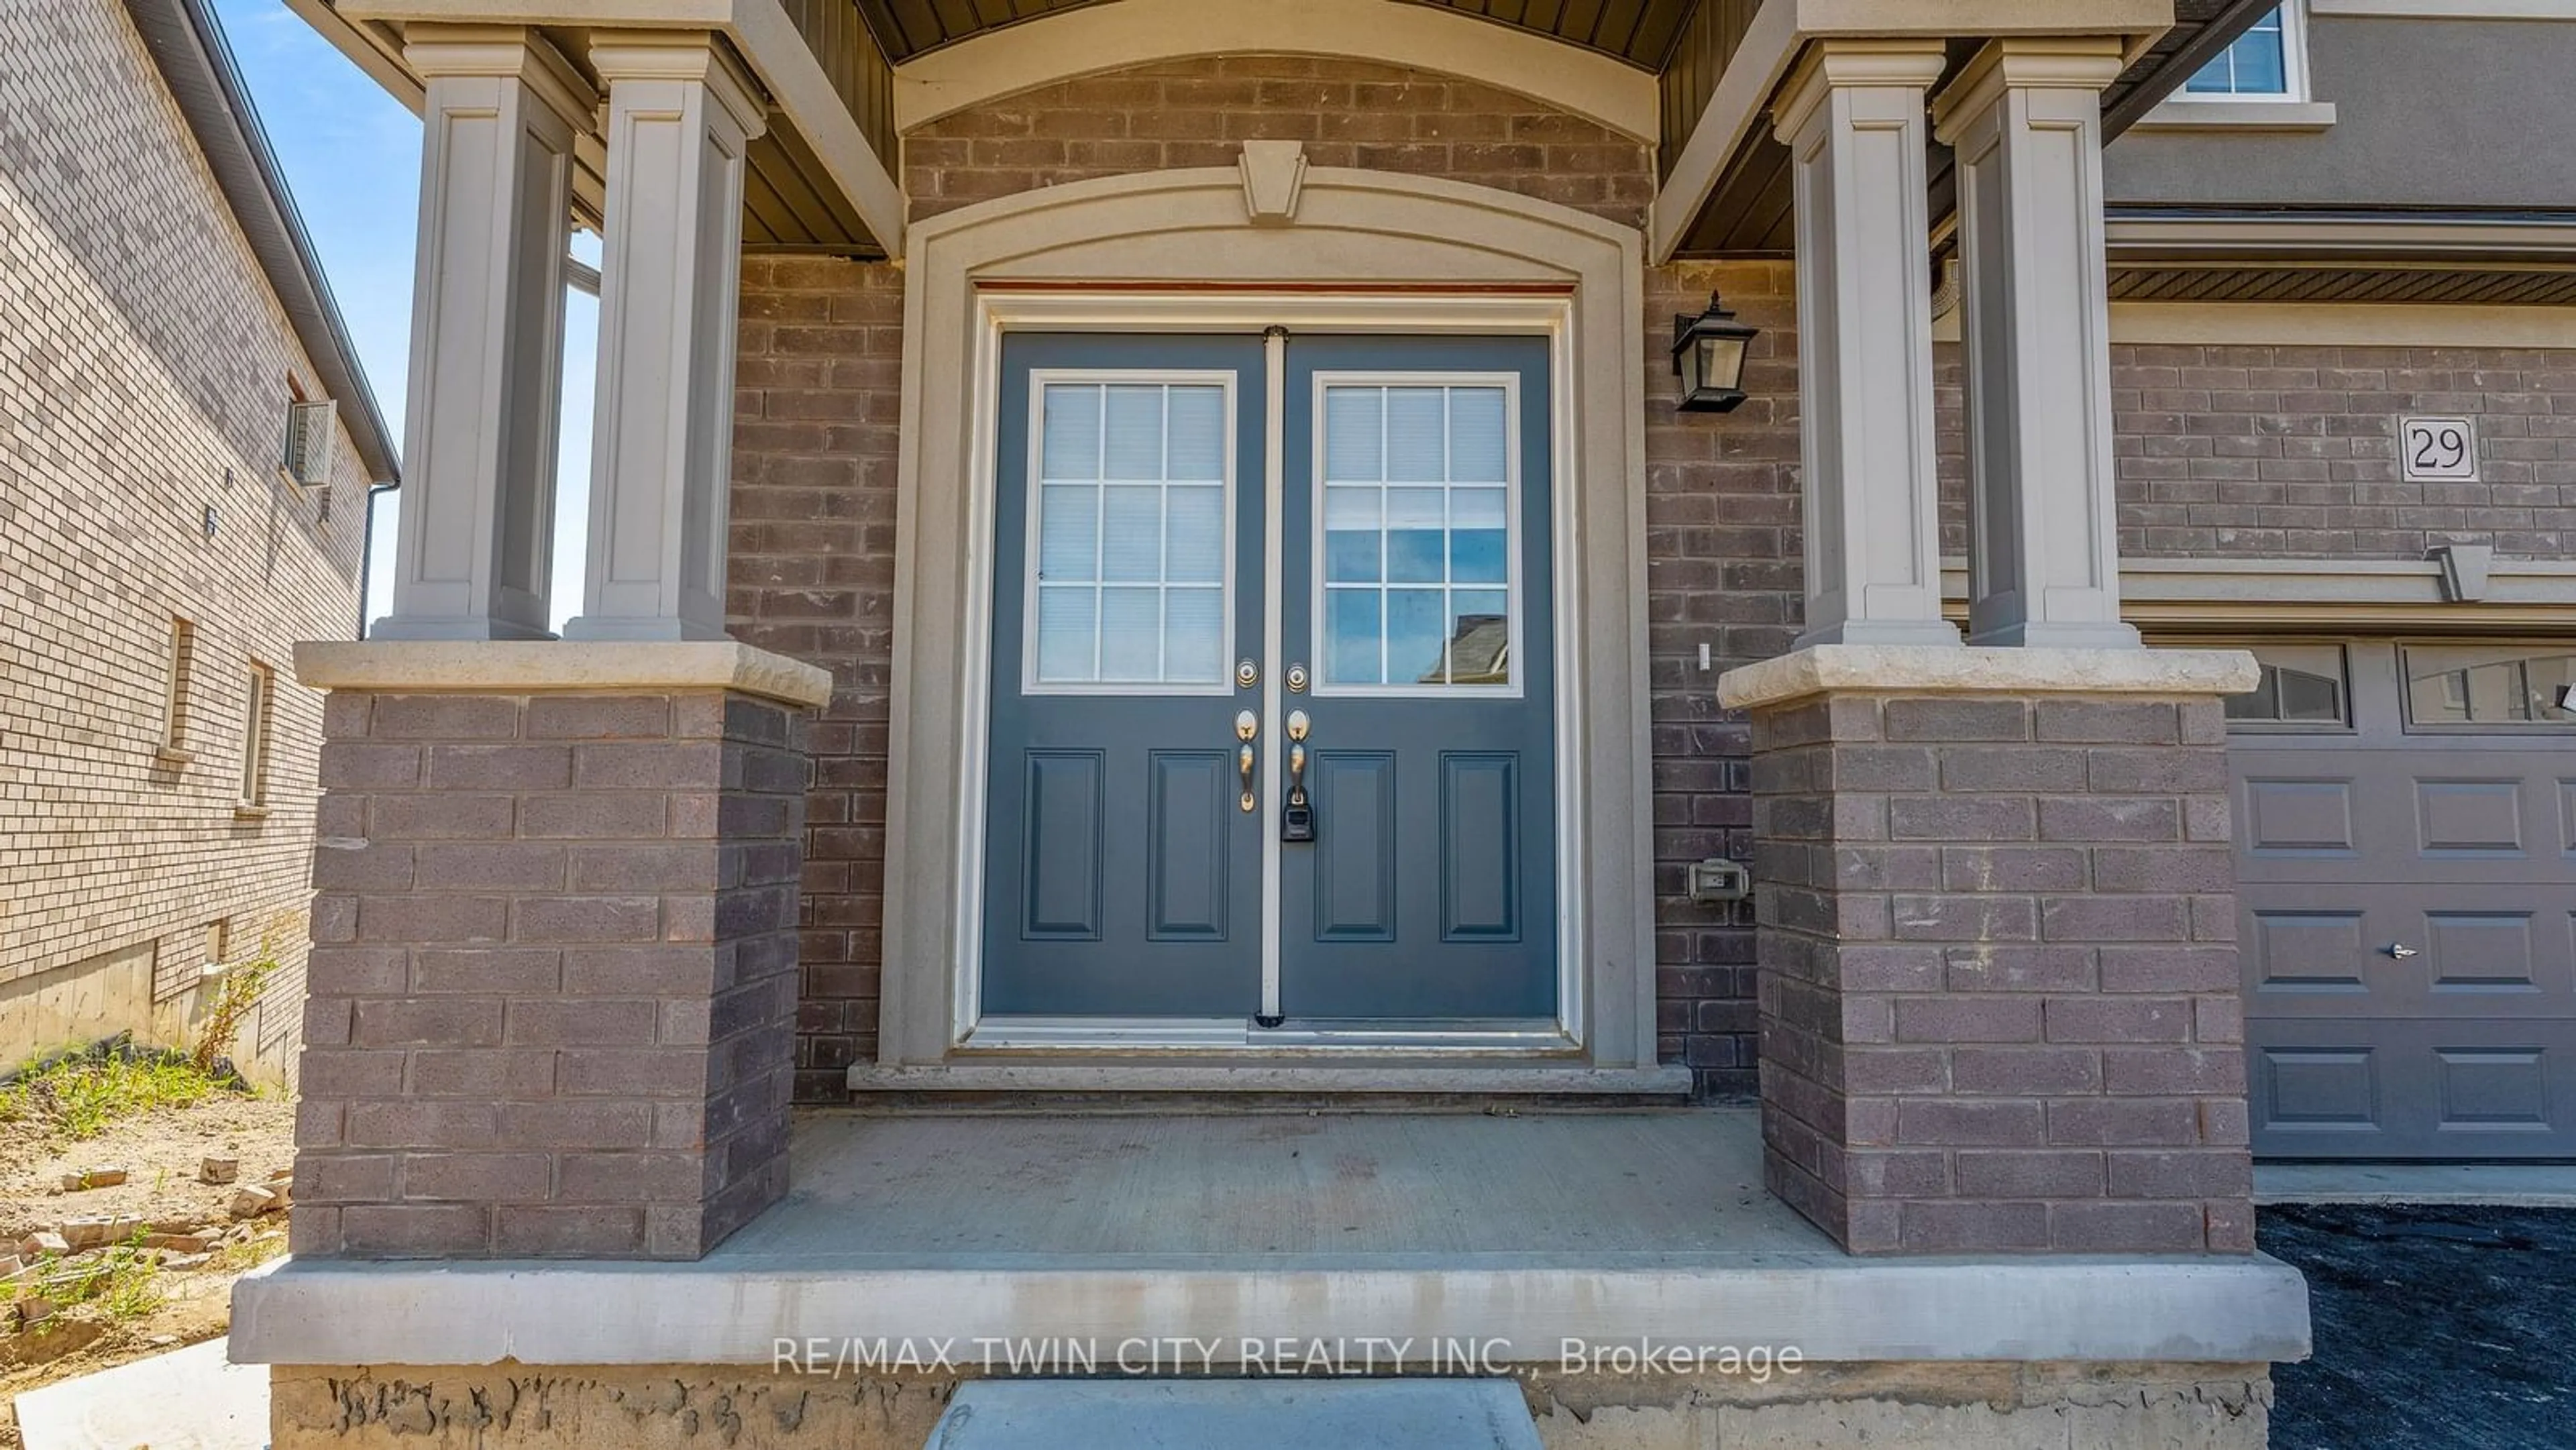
[1688,858,1752,904]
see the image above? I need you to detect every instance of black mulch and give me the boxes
[2261,1203,2576,1450]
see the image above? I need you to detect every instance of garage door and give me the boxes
[2229,641,2576,1159]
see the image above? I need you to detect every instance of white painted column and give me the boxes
[561,33,767,643]
[1934,39,2142,650]
[1773,42,1958,651]
[374,28,590,641]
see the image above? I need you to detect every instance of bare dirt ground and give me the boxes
[0,1090,294,1447]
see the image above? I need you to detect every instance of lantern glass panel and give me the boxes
[1698,334,1748,396]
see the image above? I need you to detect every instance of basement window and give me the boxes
[157,616,197,763]
[237,661,274,814]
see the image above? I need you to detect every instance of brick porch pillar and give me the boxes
[288,641,831,1260]
[1722,645,2262,1256]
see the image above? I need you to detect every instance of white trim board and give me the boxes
[1938,557,2576,630]
[1929,301,2576,347]
[2131,99,2338,130]
[2310,0,2576,17]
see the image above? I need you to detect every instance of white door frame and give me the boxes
[871,166,1666,1089]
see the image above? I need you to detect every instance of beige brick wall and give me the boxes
[901,55,1652,231]
[0,0,371,1075]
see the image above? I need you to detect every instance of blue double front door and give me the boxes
[980,332,1558,1027]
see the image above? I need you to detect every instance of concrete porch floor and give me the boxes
[741,1107,1824,1259]
[232,1107,2308,1370]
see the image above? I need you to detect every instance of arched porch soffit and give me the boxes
[889,0,1662,147]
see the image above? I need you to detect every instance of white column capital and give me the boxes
[400,24,596,125]
[1931,36,2130,146]
[587,30,769,143]
[1771,39,1950,144]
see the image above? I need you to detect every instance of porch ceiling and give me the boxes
[846,0,2272,260]
[1674,0,2278,257]
[855,0,1696,68]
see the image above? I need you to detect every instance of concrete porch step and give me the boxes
[928,1379,1542,1450]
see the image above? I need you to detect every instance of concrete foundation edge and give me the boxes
[229,1254,2311,1366]
[267,1360,2273,1449]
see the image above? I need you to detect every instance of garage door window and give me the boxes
[2403,645,2576,727]
[2224,644,2349,728]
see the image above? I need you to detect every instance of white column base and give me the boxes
[1793,617,1968,652]
[558,612,737,644]
[1966,618,2144,651]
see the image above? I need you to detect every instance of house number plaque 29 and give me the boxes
[2400,416,2479,483]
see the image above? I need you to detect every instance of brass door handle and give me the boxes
[1236,711,1258,812]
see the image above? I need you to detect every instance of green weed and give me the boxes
[0,1054,236,1140]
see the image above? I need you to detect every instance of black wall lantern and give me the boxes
[1671,292,1758,413]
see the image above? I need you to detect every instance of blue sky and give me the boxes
[211,0,598,631]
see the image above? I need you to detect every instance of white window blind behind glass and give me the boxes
[1032,382,1229,687]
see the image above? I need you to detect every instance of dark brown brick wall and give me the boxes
[727,256,902,1101]
[2108,343,2576,558]
[733,57,2571,1107]
[1648,261,1801,1093]
[293,689,805,1259]
[1749,691,2253,1255]
[740,57,1809,1100]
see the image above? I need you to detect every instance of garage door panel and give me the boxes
[2241,777,2361,856]
[2435,1048,2552,1131]
[2236,752,2569,885]
[2245,891,2573,1021]
[2413,778,2529,856]
[2233,643,2576,1159]
[2251,1017,2576,1158]
[2247,909,2369,994]
[2422,911,2543,995]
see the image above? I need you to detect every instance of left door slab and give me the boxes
[979,333,1269,1018]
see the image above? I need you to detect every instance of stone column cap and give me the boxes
[1718,644,2259,712]
[294,640,835,709]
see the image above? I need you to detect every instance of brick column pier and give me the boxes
[288,642,832,1260]
[1721,645,2262,1256]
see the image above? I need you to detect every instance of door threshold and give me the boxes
[847,1062,1695,1096]
[959,1015,1573,1052]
